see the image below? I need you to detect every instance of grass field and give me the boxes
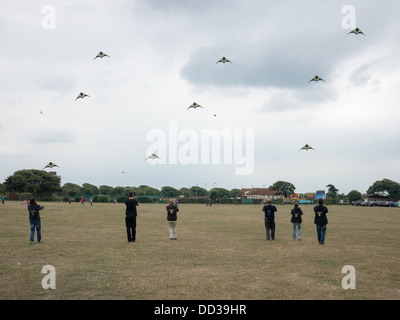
[0,201,399,300]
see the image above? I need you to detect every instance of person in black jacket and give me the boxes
[27,197,44,244]
[314,198,328,244]
[166,199,179,240]
[290,202,303,240]
[262,199,278,240]
[125,191,138,242]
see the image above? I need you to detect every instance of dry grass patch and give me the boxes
[0,202,399,299]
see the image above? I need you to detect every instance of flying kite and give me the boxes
[187,102,203,110]
[216,57,232,64]
[299,144,315,151]
[94,51,110,59]
[43,162,59,169]
[145,153,161,160]
[75,92,90,100]
[347,28,365,36]
[121,171,128,174]
[308,75,325,83]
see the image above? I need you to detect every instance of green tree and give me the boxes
[347,190,363,202]
[326,184,339,198]
[209,189,218,202]
[97,195,108,203]
[138,185,160,197]
[161,186,180,197]
[229,188,241,198]
[111,186,127,198]
[178,187,192,198]
[4,169,61,198]
[269,181,295,198]
[189,186,207,196]
[208,188,231,201]
[99,185,114,195]
[81,183,100,197]
[215,188,231,197]
[62,183,82,198]
[367,179,400,201]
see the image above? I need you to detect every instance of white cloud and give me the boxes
[1,0,400,194]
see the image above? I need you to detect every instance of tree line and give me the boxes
[0,169,242,203]
[1,169,400,202]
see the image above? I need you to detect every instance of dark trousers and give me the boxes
[264,219,275,240]
[125,215,136,242]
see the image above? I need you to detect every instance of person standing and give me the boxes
[262,199,277,240]
[314,198,328,244]
[166,199,179,240]
[125,191,138,242]
[27,197,44,244]
[290,202,303,240]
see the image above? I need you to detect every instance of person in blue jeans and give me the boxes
[27,197,44,244]
[313,198,328,244]
[290,202,303,240]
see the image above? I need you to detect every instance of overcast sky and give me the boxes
[1,0,399,194]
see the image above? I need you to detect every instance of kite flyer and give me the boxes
[125,191,138,242]
[262,199,277,240]
[166,199,180,240]
[290,202,303,240]
[314,198,328,245]
[27,197,44,244]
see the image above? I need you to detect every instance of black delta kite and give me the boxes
[299,144,315,151]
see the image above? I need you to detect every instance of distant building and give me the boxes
[304,193,316,200]
[366,194,389,202]
[48,171,61,185]
[241,188,281,201]
[8,192,22,201]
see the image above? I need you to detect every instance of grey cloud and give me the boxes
[137,0,240,16]
[179,29,361,91]
[29,128,75,144]
[348,63,378,87]
[177,0,400,92]
[259,84,338,113]
[38,76,75,93]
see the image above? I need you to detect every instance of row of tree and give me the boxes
[60,182,242,202]
[325,180,400,202]
[1,169,400,202]
[0,169,243,202]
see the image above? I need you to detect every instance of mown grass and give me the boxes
[0,201,399,300]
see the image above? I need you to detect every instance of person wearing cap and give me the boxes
[27,197,44,244]
[166,199,180,240]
